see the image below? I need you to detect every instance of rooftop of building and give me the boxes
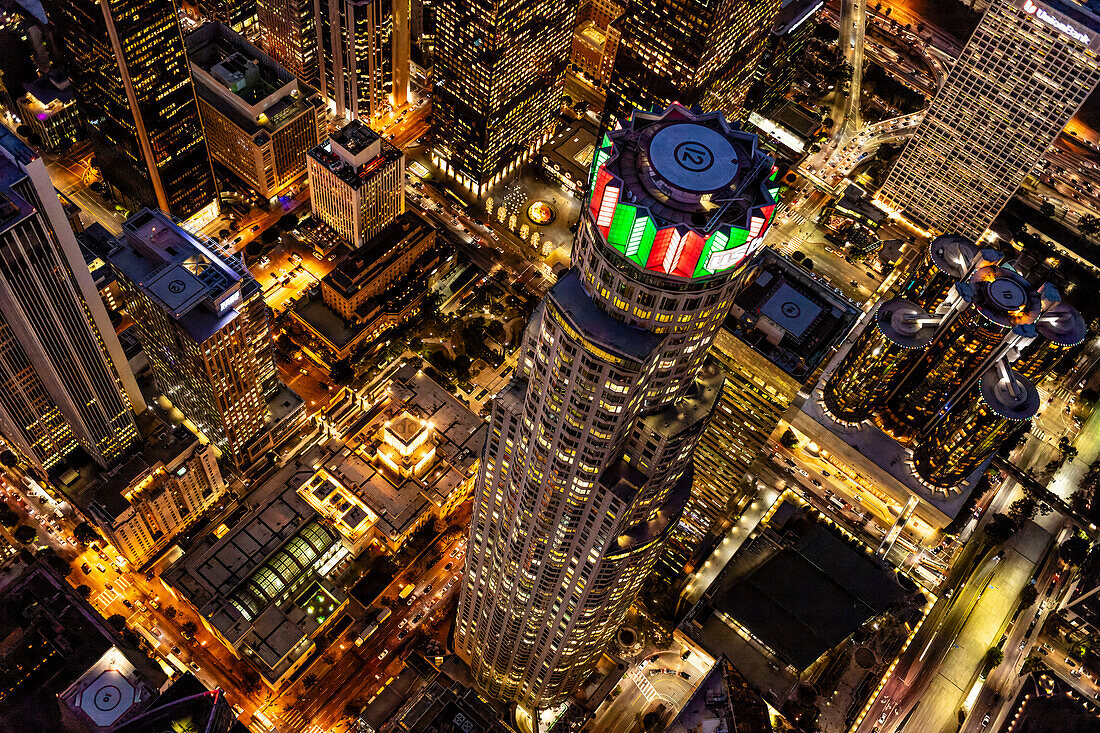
[693,503,907,672]
[306,365,486,544]
[773,0,824,36]
[602,104,776,233]
[113,678,248,733]
[1063,547,1100,629]
[108,209,253,343]
[323,212,436,300]
[385,676,516,732]
[0,560,166,730]
[59,646,160,729]
[19,73,75,113]
[726,249,860,381]
[164,481,346,682]
[57,411,202,524]
[308,120,403,190]
[542,119,598,189]
[186,22,321,139]
[0,173,38,237]
[663,657,772,733]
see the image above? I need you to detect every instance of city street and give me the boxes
[588,633,715,733]
[266,533,468,732]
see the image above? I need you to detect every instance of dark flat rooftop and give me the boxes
[713,523,905,670]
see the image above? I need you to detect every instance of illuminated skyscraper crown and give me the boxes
[588,104,779,280]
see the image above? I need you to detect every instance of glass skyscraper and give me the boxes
[46,0,219,221]
[456,105,778,708]
[431,0,578,192]
[602,0,781,131]
[0,129,141,473]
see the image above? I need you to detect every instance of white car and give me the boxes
[378,649,389,660]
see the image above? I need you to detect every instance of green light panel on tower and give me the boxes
[693,230,729,278]
[608,204,636,248]
[589,136,612,191]
[628,217,656,265]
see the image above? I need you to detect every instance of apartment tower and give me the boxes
[456,105,778,708]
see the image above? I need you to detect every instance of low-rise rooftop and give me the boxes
[186,22,321,138]
[726,249,860,381]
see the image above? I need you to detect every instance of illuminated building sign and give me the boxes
[588,158,778,279]
[1023,0,1092,45]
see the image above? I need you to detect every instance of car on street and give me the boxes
[678,671,691,679]
[444,562,453,571]
[378,649,389,660]
[82,563,92,574]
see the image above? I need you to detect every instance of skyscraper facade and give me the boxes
[257,0,319,83]
[108,210,277,465]
[877,0,1100,239]
[431,0,578,193]
[197,0,258,35]
[46,0,219,222]
[0,128,142,472]
[307,121,405,246]
[316,0,410,120]
[258,0,410,122]
[602,0,781,131]
[456,105,778,708]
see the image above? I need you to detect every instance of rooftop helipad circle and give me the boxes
[988,276,1027,311]
[648,123,738,193]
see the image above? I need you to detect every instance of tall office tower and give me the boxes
[745,0,825,111]
[317,0,411,120]
[45,0,219,223]
[822,299,937,424]
[198,0,258,35]
[431,0,578,193]
[307,121,405,246]
[896,234,982,312]
[877,0,1100,239]
[912,367,1039,487]
[660,249,857,582]
[456,105,778,708]
[1014,301,1087,381]
[602,0,781,132]
[880,263,1042,442]
[108,210,277,464]
[257,0,318,84]
[0,129,142,473]
[186,22,323,200]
